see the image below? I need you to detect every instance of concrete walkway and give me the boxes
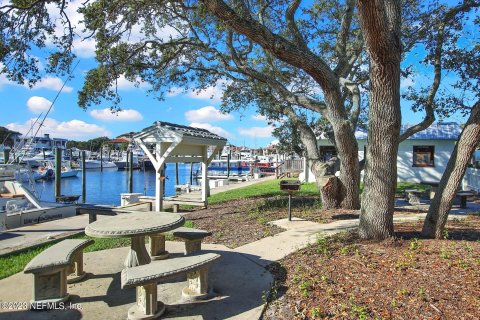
[0,242,273,320]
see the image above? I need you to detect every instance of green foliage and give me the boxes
[395,251,417,270]
[417,287,428,301]
[350,301,369,320]
[315,236,331,256]
[409,238,421,251]
[440,247,452,259]
[299,280,314,297]
[68,137,111,152]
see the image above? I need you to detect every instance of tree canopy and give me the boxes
[1,0,479,239]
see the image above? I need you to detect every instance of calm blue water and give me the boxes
[33,163,201,206]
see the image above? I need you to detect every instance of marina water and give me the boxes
[34,163,200,206]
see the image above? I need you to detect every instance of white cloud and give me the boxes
[251,114,267,121]
[0,72,14,88]
[189,122,232,138]
[6,118,111,140]
[90,108,143,121]
[31,76,73,92]
[166,87,184,97]
[401,77,415,88]
[27,96,53,113]
[237,126,274,138]
[187,80,230,102]
[114,75,149,91]
[0,63,72,93]
[72,38,96,58]
[185,106,233,123]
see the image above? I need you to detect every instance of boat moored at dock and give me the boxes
[0,165,77,230]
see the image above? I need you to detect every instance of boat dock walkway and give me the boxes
[0,176,276,256]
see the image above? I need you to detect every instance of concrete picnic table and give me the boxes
[85,211,184,267]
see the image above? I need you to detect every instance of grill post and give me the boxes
[280,180,301,221]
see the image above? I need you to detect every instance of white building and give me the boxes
[315,122,462,183]
[15,133,68,154]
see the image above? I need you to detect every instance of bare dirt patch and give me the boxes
[263,215,480,320]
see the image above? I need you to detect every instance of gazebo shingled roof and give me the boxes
[150,121,227,141]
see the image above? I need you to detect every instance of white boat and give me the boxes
[114,153,140,170]
[14,167,51,182]
[0,165,77,230]
[41,160,80,179]
[60,169,80,178]
[80,159,117,169]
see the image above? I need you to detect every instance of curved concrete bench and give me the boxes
[24,239,94,308]
[122,252,221,320]
[149,227,212,260]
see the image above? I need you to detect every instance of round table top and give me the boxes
[85,212,185,238]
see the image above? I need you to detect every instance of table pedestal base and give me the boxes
[125,236,151,267]
[149,234,169,260]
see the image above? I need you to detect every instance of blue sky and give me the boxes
[0,0,471,148]
[0,59,276,148]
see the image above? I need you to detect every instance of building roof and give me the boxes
[354,122,461,140]
[109,137,130,144]
[137,121,227,141]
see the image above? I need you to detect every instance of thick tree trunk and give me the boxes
[293,109,358,209]
[422,102,480,238]
[334,120,360,209]
[357,0,402,239]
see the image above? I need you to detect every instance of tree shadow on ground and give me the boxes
[257,197,321,211]
[396,229,480,241]
[331,213,359,220]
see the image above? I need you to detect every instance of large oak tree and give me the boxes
[1,0,477,239]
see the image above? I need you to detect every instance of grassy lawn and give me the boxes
[208,178,319,205]
[396,182,432,194]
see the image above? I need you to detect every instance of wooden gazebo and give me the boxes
[133,121,227,211]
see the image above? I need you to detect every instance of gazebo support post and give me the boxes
[201,147,209,207]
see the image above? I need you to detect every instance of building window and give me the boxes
[413,146,435,167]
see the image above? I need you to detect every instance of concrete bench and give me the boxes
[149,227,212,260]
[24,239,94,308]
[121,252,221,320]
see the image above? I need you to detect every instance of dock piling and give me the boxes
[128,151,133,193]
[175,163,179,185]
[54,147,62,199]
[81,151,86,203]
[100,149,103,171]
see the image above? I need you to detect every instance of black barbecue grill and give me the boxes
[280,180,301,192]
[280,180,301,221]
